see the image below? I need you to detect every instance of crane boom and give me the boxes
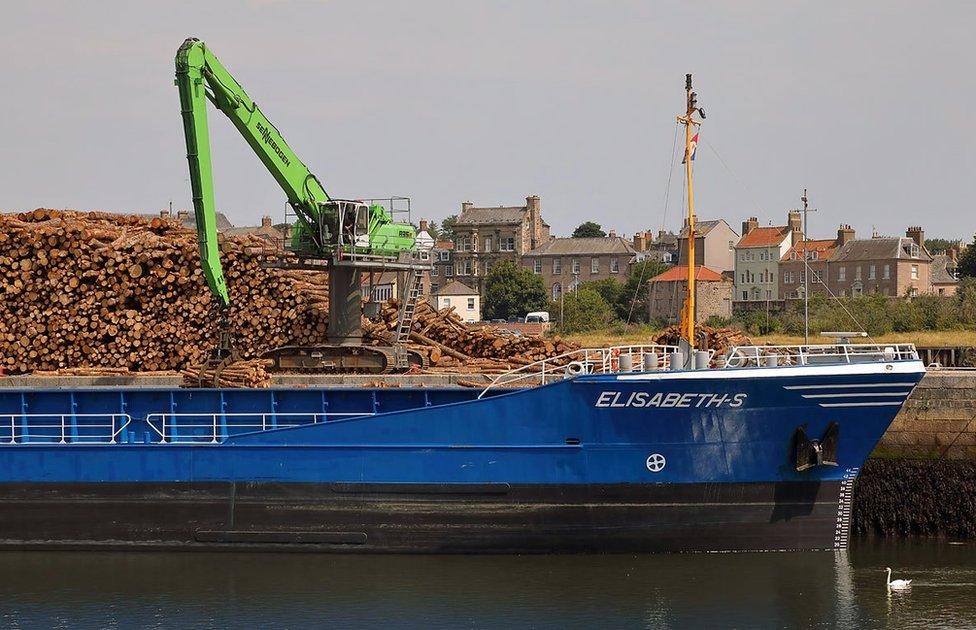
[175,37,329,306]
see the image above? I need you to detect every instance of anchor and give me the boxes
[792,422,839,472]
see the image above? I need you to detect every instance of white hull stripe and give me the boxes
[818,401,905,408]
[784,382,918,390]
[612,361,925,381]
[801,392,911,399]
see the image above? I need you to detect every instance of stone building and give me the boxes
[434,281,481,322]
[450,195,551,291]
[826,227,932,297]
[677,217,739,273]
[520,236,637,300]
[427,238,455,296]
[931,250,960,296]
[733,212,803,302]
[633,229,680,264]
[647,265,733,324]
[778,225,855,300]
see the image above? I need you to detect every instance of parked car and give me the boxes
[524,311,550,323]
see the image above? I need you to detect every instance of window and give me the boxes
[444,298,451,307]
[467,298,475,310]
[458,236,471,252]
[553,258,562,274]
[456,260,472,276]
[533,259,542,274]
[910,243,920,257]
[572,259,580,274]
[729,240,734,251]
[742,291,748,300]
[552,283,562,299]
[438,250,451,262]
[883,264,890,280]
[611,258,619,273]
[431,266,438,276]
[591,258,599,274]
[799,271,806,284]
[911,264,919,280]
[838,266,846,281]
[483,236,492,252]
[869,265,876,280]
[784,271,793,284]
[500,236,515,252]
[445,264,454,277]
[909,287,919,297]
[431,283,439,294]
[766,290,772,300]
[855,266,862,280]
[811,271,822,283]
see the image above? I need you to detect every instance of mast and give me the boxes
[677,74,704,349]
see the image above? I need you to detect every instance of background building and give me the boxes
[434,281,481,322]
[450,195,551,291]
[521,236,637,299]
[827,227,932,297]
[647,265,733,324]
[779,225,854,300]
[733,212,802,302]
[677,217,739,273]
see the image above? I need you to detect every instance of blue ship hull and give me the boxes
[0,360,923,552]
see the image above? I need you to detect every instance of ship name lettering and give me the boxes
[595,391,747,409]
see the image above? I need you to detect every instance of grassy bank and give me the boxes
[562,327,976,348]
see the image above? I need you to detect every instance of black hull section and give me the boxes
[0,481,848,553]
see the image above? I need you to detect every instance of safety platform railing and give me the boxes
[1,414,133,445]
[478,344,679,399]
[723,343,919,368]
[145,411,375,445]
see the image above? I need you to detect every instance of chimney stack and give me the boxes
[608,229,616,238]
[461,201,474,213]
[261,216,272,228]
[633,233,645,251]
[787,210,803,245]
[837,224,855,246]
[160,209,170,219]
[419,219,429,232]
[177,210,189,221]
[906,226,924,248]
[741,217,759,236]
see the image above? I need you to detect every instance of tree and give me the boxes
[423,220,440,240]
[572,221,606,238]
[924,238,959,254]
[550,287,614,333]
[958,237,976,278]
[482,260,548,320]
[439,215,458,243]
[615,259,671,323]
[582,278,625,312]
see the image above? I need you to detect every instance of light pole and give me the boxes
[798,189,817,345]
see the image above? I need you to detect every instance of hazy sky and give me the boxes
[2,1,973,241]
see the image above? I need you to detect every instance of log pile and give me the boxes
[0,208,577,377]
[0,208,329,374]
[182,359,273,388]
[653,325,751,357]
[363,299,579,372]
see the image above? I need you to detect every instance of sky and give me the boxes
[2,1,973,242]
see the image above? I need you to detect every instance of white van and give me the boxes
[524,311,550,323]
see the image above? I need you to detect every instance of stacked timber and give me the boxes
[0,209,329,374]
[363,299,578,372]
[182,359,273,388]
[653,325,751,357]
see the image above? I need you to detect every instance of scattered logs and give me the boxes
[182,359,273,388]
[652,325,751,357]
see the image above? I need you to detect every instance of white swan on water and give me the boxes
[886,567,912,590]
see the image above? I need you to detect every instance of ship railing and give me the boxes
[723,343,919,368]
[145,411,375,444]
[477,344,679,399]
[0,413,133,445]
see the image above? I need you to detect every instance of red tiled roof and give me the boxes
[649,265,727,282]
[781,239,838,262]
[736,226,792,248]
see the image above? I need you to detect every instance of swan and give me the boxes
[886,567,912,589]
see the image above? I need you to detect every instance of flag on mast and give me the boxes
[682,132,699,164]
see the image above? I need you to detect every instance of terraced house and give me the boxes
[520,234,637,299]
[733,212,802,302]
[826,227,932,297]
[778,225,854,300]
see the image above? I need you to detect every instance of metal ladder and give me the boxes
[395,268,425,345]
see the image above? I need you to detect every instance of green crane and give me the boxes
[175,38,428,372]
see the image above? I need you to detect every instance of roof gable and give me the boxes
[736,226,792,248]
[435,280,478,296]
[456,206,526,225]
[782,238,838,262]
[830,237,932,262]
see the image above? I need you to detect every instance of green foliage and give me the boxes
[730,286,976,336]
[617,260,671,323]
[424,220,440,239]
[572,221,606,238]
[439,215,458,243]
[481,260,548,320]
[924,238,959,254]
[582,278,625,311]
[550,287,614,333]
[958,237,976,278]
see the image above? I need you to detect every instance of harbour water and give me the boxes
[1,541,973,628]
